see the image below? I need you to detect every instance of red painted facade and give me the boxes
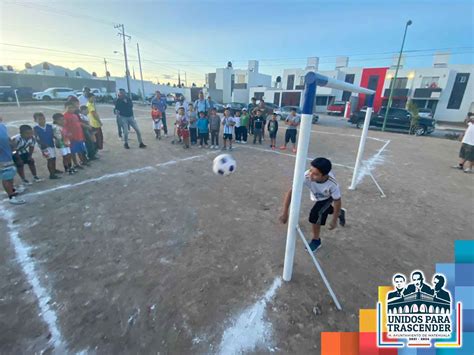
[357,67,388,113]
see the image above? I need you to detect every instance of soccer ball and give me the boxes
[213,154,236,176]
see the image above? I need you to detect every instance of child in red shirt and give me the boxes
[63,101,88,169]
[151,105,163,139]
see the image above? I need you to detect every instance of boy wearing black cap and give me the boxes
[279,157,346,252]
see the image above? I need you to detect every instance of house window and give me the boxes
[235,74,246,84]
[390,77,408,89]
[447,73,470,109]
[421,76,440,88]
[287,75,295,90]
[316,96,328,106]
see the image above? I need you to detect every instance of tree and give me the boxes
[42,62,50,70]
[167,82,171,86]
[173,84,176,88]
[407,100,420,135]
[92,72,97,77]
[106,71,111,78]
[6,65,13,71]
[192,83,196,87]
[25,62,32,69]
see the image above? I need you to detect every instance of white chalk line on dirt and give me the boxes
[311,129,389,143]
[239,144,354,170]
[218,277,282,354]
[20,152,216,199]
[0,208,67,352]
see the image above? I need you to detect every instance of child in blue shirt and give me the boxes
[33,112,61,179]
[196,111,209,148]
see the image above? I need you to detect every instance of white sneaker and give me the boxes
[14,185,26,193]
[9,196,26,205]
[34,176,44,183]
[22,179,33,186]
[210,145,214,149]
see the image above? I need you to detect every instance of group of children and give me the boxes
[4,94,104,204]
[150,102,301,152]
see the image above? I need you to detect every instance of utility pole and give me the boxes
[114,24,132,98]
[178,70,181,87]
[184,71,187,87]
[103,58,109,81]
[382,20,412,131]
[137,42,146,103]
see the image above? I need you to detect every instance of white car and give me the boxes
[33,87,76,101]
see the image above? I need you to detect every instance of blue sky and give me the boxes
[1,0,473,85]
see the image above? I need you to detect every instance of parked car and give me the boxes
[0,87,34,102]
[370,107,436,136]
[327,101,346,115]
[349,106,373,128]
[225,102,246,113]
[418,108,433,119]
[33,87,76,101]
[214,103,225,113]
[264,102,280,113]
[276,106,319,124]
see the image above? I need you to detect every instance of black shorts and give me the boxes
[12,153,32,166]
[459,143,474,161]
[269,131,278,139]
[309,198,334,225]
[285,129,297,144]
[223,133,233,140]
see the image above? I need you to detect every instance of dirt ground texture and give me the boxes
[0,104,472,354]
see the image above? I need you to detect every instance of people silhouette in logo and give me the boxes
[388,274,407,300]
[403,271,434,296]
[433,275,451,303]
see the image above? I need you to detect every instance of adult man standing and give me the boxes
[114,89,147,149]
[453,112,474,173]
[0,117,25,204]
[207,95,216,110]
[175,95,188,114]
[280,108,301,153]
[194,91,209,116]
[79,87,91,107]
[151,91,168,136]
[253,99,268,140]
[248,97,257,135]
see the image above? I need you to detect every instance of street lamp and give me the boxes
[382,20,412,132]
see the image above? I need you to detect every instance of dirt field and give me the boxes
[0,104,472,354]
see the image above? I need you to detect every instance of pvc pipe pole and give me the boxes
[14,89,20,108]
[296,225,342,310]
[350,106,373,190]
[283,72,317,282]
[324,75,375,95]
[343,101,350,119]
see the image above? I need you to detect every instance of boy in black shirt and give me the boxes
[267,112,279,150]
[253,109,265,144]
